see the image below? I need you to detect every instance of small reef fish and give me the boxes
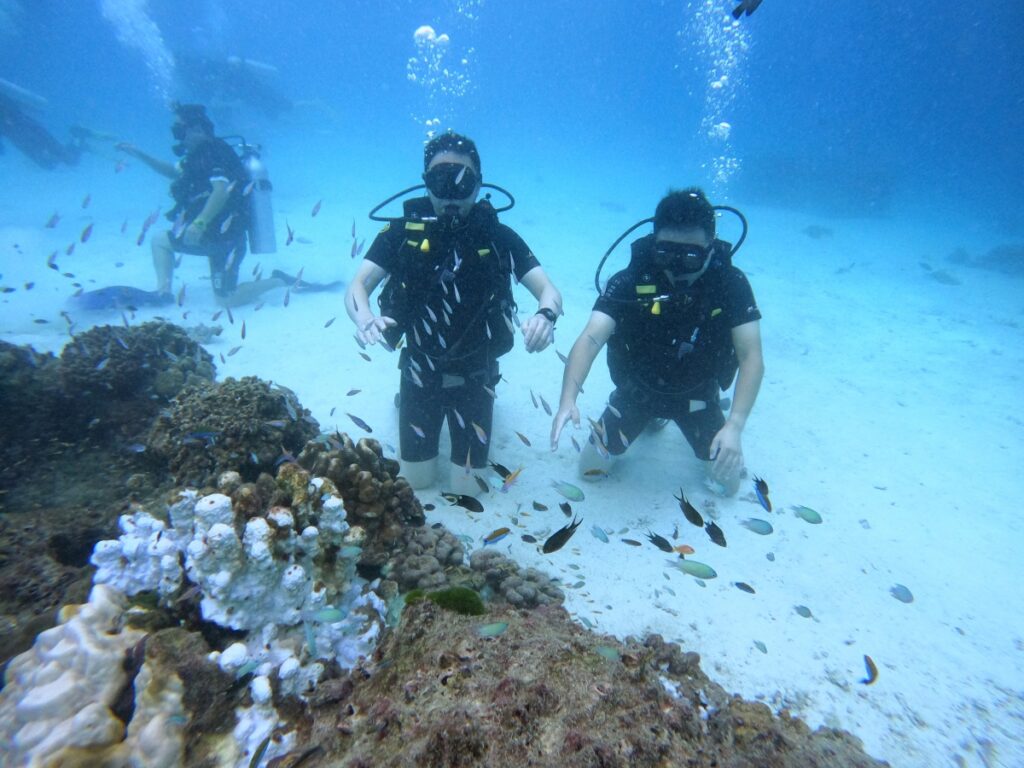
[346,413,372,433]
[477,621,508,638]
[470,421,488,445]
[644,531,674,553]
[81,193,91,209]
[324,316,336,328]
[705,521,727,547]
[532,501,547,511]
[409,423,426,438]
[792,505,823,524]
[672,544,695,556]
[582,468,608,479]
[483,527,511,545]
[741,518,774,535]
[621,539,642,547]
[530,389,538,409]
[45,212,60,228]
[538,394,552,416]
[551,480,584,501]
[559,502,572,517]
[542,515,582,554]
[80,223,93,243]
[521,534,537,543]
[489,461,512,479]
[675,490,704,527]
[860,655,878,685]
[311,199,322,217]
[590,525,609,543]
[441,492,484,513]
[753,475,771,512]
[514,430,531,447]
[285,219,295,246]
[734,582,756,594]
[500,466,523,493]
[346,389,361,396]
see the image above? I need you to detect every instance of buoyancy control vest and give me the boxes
[378,197,518,373]
[606,234,740,396]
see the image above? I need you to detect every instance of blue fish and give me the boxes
[69,285,172,311]
[753,475,772,512]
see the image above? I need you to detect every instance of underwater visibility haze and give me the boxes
[1,1,1022,767]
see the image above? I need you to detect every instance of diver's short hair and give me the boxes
[174,103,215,134]
[424,131,481,174]
[654,188,715,239]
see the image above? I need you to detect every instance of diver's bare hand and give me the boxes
[521,312,554,353]
[550,404,580,451]
[182,223,204,248]
[357,315,396,346]
[709,422,743,478]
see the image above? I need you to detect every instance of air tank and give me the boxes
[241,146,277,254]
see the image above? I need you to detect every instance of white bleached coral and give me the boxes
[0,584,152,766]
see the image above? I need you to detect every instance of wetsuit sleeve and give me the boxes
[364,224,402,273]
[592,269,631,323]
[721,267,762,327]
[498,225,541,281]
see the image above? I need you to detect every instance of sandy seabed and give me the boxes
[2,175,1022,768]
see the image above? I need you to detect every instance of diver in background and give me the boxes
[550,189,764,496]
[345,131,563,496]
[177,54,293,119]
[0,89,83,170]
[117,103,326,306]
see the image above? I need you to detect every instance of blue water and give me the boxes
[2,2,1023,766]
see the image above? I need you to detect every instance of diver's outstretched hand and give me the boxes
[357,315,396,347]
[550,404,580,451]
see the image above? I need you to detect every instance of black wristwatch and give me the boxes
[535,307,558,325]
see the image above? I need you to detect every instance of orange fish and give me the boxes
[673,545,695,556]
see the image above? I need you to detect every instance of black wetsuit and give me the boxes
[594,237,761,460]
[366,198,539,467]
[168,137,249,297]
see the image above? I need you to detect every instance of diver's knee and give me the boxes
[401,457,437,490]
[578,439,615,480]
[446,463,484,497]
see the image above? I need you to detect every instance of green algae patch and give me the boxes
[426,587,486,616]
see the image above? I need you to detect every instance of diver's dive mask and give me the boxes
[423,162,479,200]
[652,240,713,275]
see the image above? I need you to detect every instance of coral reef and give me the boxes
[297,600,888,767]
[146,376,318,487]
[58,320,215,441]
[388,525,465,591]
[469,548,565,608]
[0,585,150,766]
[298,435,425,569]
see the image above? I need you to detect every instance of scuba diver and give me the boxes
[117,103,335,306]
[0,86,83,170]
[345,131,563,496]
[549,188,764,496]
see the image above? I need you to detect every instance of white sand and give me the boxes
[2,160,1022,768]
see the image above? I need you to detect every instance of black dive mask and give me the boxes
[652,240,712,275]
[424,162,479,200]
